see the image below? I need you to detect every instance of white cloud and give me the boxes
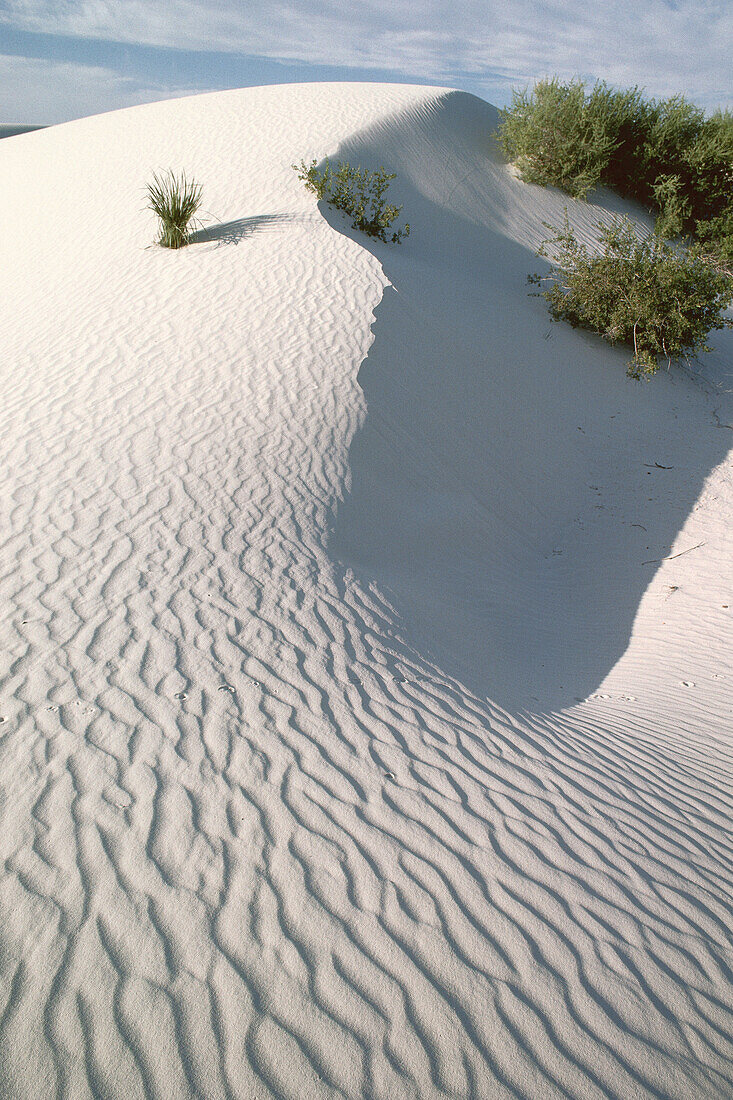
[0,53,201,124]
[1,0,731,113]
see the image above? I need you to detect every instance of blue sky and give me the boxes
[1,0,731,124]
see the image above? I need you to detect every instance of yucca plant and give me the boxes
[146,169,203,248]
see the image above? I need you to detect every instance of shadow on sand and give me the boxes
[190,212,295,245]
[323,91,733,711]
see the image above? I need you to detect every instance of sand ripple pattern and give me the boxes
[1,84,732,1099]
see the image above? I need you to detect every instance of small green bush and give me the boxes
[530,215,733,378]
[294,159,410,243]
[146,169,203,248]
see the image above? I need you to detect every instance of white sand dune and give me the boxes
[1,82,732,1099]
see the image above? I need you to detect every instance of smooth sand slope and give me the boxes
[1,83,732,1099]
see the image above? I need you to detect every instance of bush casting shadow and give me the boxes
[324,91,733,711]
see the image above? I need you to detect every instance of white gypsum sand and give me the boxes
[0,82,732,1099]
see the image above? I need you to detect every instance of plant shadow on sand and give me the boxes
[190,212,294,245]
[324,91,733,712]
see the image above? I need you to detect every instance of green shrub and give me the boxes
[294,159,410,243]
[530,214,733,378]
[686,111,733,270]
[592,86,655,198]
[640,95,705,191]
[498,79,618,198]
[686,110,733,217]
[696,208,733,276]
[498,79,733,267]
[652,174,691,239]
[146,169,203,248]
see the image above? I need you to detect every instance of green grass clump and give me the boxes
[294,159,410,243]
[531,214,733,378]
[146,169,203,249]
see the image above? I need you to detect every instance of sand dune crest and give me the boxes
[1,82,732,1098]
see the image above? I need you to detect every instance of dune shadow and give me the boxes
[190,212,295,245]
[323,91,733,711]
[0,124,46,139]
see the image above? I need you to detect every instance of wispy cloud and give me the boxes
[0,53,200,123]
[1,0,731,118]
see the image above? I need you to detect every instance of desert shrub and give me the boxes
[294,159,410,243]
[146,169,203,248]
[498,79,702,207]
[595,87,657,198]
[696,208,733,276]
[498,79,618,198]
[652,174,691,239]
[530,214,733,378]
[639,96,704,191]
[685,111,733,269]
[498,80,733,265]
[686,110,733,215]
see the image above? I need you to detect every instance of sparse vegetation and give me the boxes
[500,78,733,375]
[498,79,733,272]
[294,160,410,243]
[530,214,733,378]
[146,169,203,249]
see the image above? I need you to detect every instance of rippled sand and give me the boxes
[1,82,732,1099]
